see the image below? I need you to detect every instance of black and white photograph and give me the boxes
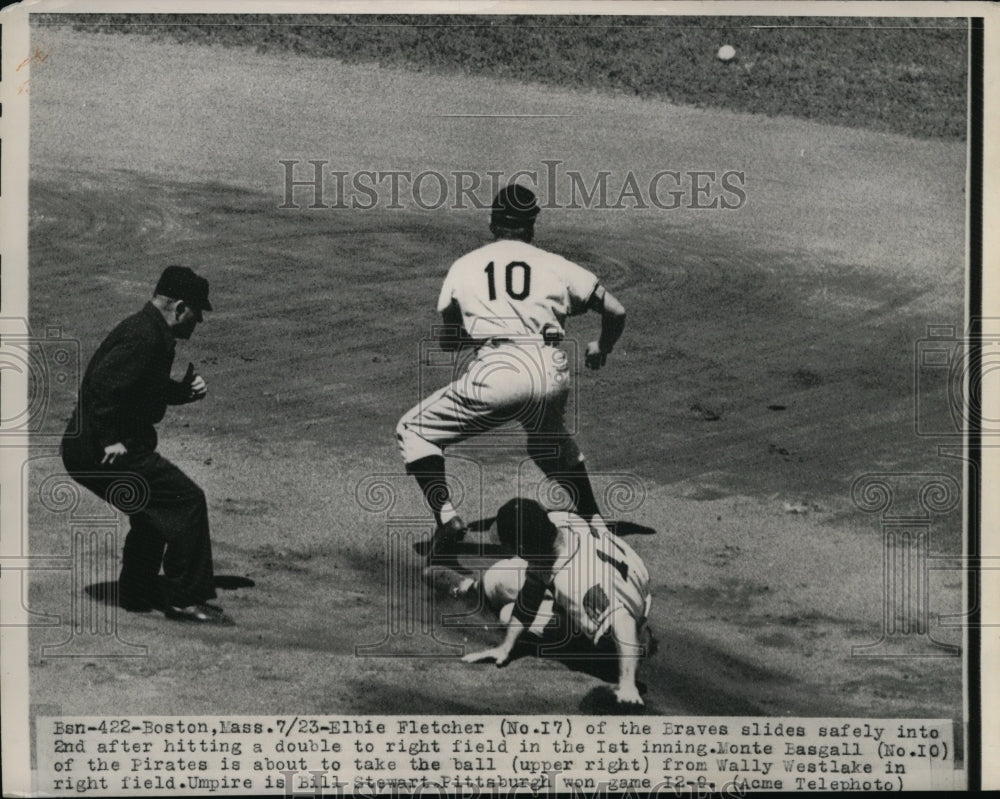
[1,1,993,794]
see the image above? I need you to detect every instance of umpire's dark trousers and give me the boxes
[61,443,217,609]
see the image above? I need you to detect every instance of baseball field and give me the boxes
[24,13,966,744]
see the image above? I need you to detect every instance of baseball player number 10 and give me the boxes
[485,261,532,301]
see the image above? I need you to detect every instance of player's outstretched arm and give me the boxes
[462,615,526,667]
[585,285,626,370]
[610,608,644,706]
[465,565,547,665]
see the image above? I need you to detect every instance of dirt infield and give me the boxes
[27,27,963,732]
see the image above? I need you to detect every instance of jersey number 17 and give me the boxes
[485,261,531,301]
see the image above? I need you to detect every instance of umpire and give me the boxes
[61,266,230,625]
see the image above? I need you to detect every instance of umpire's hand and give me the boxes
[188,374,208,401]
[182,362,208,402]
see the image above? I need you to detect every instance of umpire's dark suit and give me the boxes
[61,268,217,614]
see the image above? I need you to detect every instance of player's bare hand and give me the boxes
[614,684,644,706]
[188,374,207,401]
[102,442,127,465]
[462,646,512,667]
[585,341,607,370]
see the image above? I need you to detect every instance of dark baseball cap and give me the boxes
[495,497,556,557]
[491,184,540,228]
[154,266,213,311]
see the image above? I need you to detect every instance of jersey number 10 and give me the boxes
[485,261,531,301]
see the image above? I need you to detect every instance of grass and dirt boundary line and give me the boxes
[38,13,967,140]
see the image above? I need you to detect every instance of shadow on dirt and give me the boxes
[643,626,821,716]
[84,576,257,605]
[411,518,657,563]
[613,521,657,537]
[491,607,800,715]
[214,575,257,590]
[342,682,494,714]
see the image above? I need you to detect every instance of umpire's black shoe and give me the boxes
[430,516,467,558]
[165,603,234,626]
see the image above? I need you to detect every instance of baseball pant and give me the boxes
[61,445,217,609]
[396,341,582,471]
[482,555,651,645]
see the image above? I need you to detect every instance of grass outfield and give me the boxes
[40,13,968,140]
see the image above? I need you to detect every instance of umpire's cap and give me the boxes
[496,498,557,558]
[491,183,540,229]
[155,265,213,311]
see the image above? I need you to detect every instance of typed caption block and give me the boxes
[36,715,961,794]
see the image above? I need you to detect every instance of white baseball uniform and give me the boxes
[482,510,652,645]
[396,239,600,466]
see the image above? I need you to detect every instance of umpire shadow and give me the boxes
[85,575,256,605]
[83,581,121,606]
[214,575,256,590]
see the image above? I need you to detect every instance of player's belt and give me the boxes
[479,336,561,348]
[479,324,564,349]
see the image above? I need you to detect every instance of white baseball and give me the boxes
[717,44,736,62]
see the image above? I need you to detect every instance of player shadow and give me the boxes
[612,520,657,537]
[502,629,657,715]
[84,575,256,605]
[577,684,657,715]
[468,516,496,533]
[412,541,507,561]
[503,607,649,679]
[412,517,655,563]
[411,516,501,566]
[469,515,656,538]
[345,680,495,715]
[504,617,798,716]
[538,621,821,716]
